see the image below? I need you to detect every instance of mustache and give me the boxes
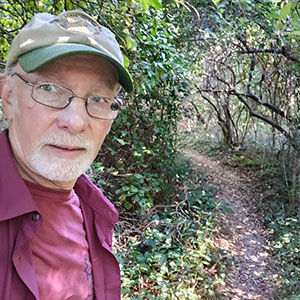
[36,132,95,149]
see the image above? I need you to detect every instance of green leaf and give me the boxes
[125,14,132,26]
[289,30,300,36]
[125,36,132,50]
[279,2,292,21]
[115,138,126,145]
[212,0,220,7]
[150,0,163,9]
[123,54,129,69]
[124,202,132,210]
[139,0,150,11]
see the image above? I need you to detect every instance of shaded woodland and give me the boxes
[0,0,299,298]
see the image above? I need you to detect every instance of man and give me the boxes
[0,10,133,300]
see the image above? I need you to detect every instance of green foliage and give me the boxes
[114,156,227,299]
[185,0,300,152]
[268,216,300,297]
[93,1,196,213]
[229,154,264,169]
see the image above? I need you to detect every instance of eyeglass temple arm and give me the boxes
[11,73,35,87]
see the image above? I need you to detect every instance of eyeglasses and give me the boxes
[11,72,123,120]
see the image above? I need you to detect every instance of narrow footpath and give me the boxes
[182,149,277,300]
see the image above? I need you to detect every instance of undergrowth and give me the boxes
[116,157,226,299]
[90,154,227,299]
[183,132,300,299]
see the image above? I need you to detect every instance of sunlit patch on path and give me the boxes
[182,149,277,300]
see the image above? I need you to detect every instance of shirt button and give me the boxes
[32,212,40,221]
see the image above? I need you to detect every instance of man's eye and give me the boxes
[39,84,58,93]
[89,95,105,103]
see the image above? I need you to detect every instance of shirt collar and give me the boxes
[75,173,118,225]
[0,130,38,221]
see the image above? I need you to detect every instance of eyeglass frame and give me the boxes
[10,72,124,120]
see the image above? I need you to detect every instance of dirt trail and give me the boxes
[182,149,277,300]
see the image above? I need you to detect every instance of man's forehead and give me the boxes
[41,72,115,91]
[24,58,119,92]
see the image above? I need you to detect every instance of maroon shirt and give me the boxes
[0,130,121,300]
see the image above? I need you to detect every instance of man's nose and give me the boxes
[56,97,89,134]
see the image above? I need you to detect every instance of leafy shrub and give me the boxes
[268,216,300,297]
[113,156,227,299]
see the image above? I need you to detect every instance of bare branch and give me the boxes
[238,46,299,63]
[196,89,225,124]
[234,93,300,151]
[232,91,286,118]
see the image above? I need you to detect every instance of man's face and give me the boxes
[2,54,119,189]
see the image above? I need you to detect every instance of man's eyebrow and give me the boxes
[93,82,115,91]
[36,71,116,93]
[36,66,118,87]
[38,72,65,84]
[31,71,61,84]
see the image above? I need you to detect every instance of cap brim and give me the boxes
[18,43,133,93]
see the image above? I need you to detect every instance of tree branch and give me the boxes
[238,47,299,63]
[196,89,225,124]
[231,90,286,118]
[234,93,300,151]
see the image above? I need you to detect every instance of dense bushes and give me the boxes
[268,216,300,297]
[112,156,227,299]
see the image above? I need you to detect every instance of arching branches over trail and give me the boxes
[194,35,300,151]
[182,0,300,214]
[186,1,300,152]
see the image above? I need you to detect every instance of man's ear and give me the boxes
[0,74,14,120]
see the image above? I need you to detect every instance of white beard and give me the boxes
[29,132,96,182]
